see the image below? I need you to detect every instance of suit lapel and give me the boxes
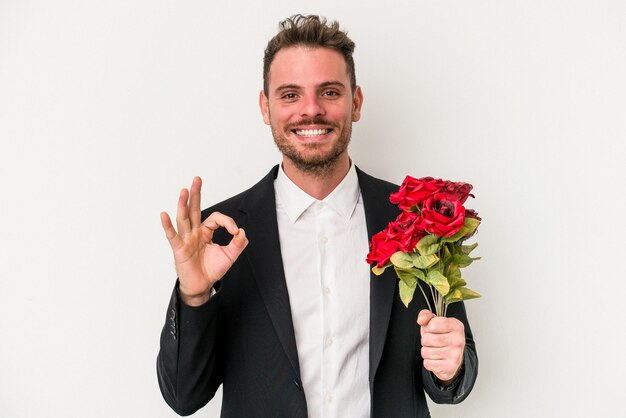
[356,167,401,385]
[238,166,302,380]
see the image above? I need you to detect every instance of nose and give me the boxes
[299,94,325,118]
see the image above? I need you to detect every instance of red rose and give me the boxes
[366,226,401,267]
[366,211,429,267]
[389,211,427,252]
[441,181,474,204]
[389,176,446,210]
[463,208,481,239]
[464,208,481,221]
[421,193,465,237]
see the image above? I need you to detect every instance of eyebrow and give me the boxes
[273,80,348,95]
[319,81,347,90]
[274,84,302,94]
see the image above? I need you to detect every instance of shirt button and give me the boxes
[325,394,333,403]
[317,202,326,210]
[320,236,328,244]
[323,287,330,295]
[325,337,333,346]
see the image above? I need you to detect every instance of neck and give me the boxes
[281,154,351,200]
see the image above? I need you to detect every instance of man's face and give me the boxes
[260,46,363,174]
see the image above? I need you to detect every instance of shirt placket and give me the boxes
[316,201,336,417]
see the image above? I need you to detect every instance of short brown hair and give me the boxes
[263,15,356,97]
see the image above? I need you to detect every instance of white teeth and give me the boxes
[295,129,329,137]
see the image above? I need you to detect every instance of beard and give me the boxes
[271,117,352,176]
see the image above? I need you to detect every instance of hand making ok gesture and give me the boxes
[160,177,249,306]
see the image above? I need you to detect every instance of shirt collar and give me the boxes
[274,163,361,224]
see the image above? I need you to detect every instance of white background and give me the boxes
[1,1,625,417]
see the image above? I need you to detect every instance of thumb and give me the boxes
[228,228,249,255]
[417,309,435,327]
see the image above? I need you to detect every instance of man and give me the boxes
[157,15,477,417]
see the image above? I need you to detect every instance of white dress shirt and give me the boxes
[274,164,371,418]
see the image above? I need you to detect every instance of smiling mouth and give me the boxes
[292,128,331,137]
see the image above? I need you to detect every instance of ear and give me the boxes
[352,86,364,122]
[259,90,271,125]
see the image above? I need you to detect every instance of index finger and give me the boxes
[422,316,464,334]
[202,211,240,236]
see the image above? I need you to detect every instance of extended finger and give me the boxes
[189,177,202,229]
[176,188,191,236]
[160,212,184,251]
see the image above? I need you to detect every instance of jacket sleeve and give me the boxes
[156,280,223,416]
[421,301,478,404]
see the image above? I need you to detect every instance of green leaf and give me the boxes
[390,251,414,269]
[445,241,459,255]
[452,254,475,268]
[446,265,466,288]
[445,286,481,305]
[445,288,463,304]
[441,217,481,243]
[449,278,467,289]
[425,270,450,296]
[460,242,478,255]
[459,286,481,300]
[463,217,481,236]
[411,268,426,281]
[440,228,466,244]
[413,254,439,269]
[399,279,417,308]
[372,263,390,276]
[394,268,417,287]
[396,266,426,281]
[441,244,453,263]
[416,235,440,256]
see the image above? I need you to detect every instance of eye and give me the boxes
[322,90,340,98]
[280,92,298,101]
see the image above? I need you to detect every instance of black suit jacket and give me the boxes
[157,166,478,417]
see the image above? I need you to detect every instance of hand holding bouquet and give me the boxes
[366,176,481,317]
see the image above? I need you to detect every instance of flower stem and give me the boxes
[430,284,444,317]
[417,281,433,313]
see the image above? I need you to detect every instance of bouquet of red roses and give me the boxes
[366,176,481,317]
